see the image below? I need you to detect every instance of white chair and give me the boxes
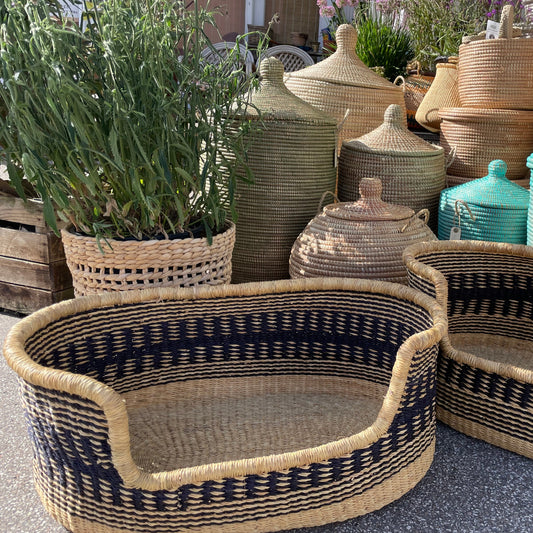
[201,41,254,76]
[256,45,314,73]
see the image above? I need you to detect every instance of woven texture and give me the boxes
[415,60,460,133]
[438,160,530,244]
[3,278,445,533]
[231,58,337,283]
[445,174,530,189]
[403,240,533,459]
[338,104,446,231]
[439,107,533,179]
[61,223,235,296]
[528,153,533,245]
[290,178,437,284]
[284,24,406,153]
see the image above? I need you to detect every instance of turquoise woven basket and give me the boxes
[527,153,533,246]
[438,160,530,244]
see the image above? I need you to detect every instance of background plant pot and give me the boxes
[61,222,235,296]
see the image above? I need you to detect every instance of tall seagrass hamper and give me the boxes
[403,240,533,458]
[3,278,446,533]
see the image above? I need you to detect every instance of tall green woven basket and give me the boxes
[438,159,529,243]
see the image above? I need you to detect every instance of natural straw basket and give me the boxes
[3,278,446,533]
[439,107,533,179]
[61,222,235,296]
[290,178,436,284]
[230,58,337,283]
[338,104,445,231]
[403,240,533,459]
[284,24,406,154]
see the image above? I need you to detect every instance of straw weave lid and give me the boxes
[344,104,444,157]
[240,58,336,125]
[325,178,415,221]
[284,24,400,93]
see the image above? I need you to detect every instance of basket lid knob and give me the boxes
[359,177,382,199]
[335,24,358,54]
[487,159,508,179]
[259,57,284,83]
[383,104,404,128]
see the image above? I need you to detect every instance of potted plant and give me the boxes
[0,0,261,295]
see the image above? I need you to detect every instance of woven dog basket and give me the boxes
[230,58,337,283]
[338,104,445,231]
[3,277,446,533]
[403,239,533,459]
[439,107,533,179]
[284,24,406,154]
[438,160,530,244]
[61,222,235,296]
[290,178,436,284]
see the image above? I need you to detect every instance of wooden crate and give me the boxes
[0,195,74,314]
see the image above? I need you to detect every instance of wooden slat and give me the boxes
[0,196,47,228]
[0,282,74,314]
[0,256,72,290]
[0,226,51,262]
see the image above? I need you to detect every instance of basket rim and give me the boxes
[3,277,446,490]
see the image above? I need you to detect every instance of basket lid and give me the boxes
[324,178,414,221]
[343,104,444,156]
[443,160,530,209]
[284,24,400,92]
[240,58,336,125]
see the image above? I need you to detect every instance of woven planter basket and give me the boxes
[439,107,533,179]
[3,278,446,533]
[284,24,406,154]
[338,104,446,232]
[61,222,235,296]
[438,160,530,244]
[290,178,437,284]
[231,58,337,283]
[403,240,533,459]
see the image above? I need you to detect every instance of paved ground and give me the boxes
[1,309,532,533]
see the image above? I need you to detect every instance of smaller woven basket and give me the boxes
[290,178,436,284]
[61,222,235,296]
[439,107,533,179]
[438,160,530,244]
[338,104,445,231]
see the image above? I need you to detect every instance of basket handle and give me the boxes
[394,75,406,92]
[317,191,339,214]
[445,146,457,169]
[401,208,430,232]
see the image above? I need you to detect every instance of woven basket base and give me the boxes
[437,408,533,460]
[39,445,435,533]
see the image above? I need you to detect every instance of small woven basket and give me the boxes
[338,104,445,231]
[290,178,437,284]
[284,24,406,154]
[403,239,533,459]
[61,222,235,296]
[439,107,533,179]
[3,277,446,532]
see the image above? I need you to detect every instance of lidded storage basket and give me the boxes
[338,104,445,231]
[284,24,406,153]
[290,178,437,284]
[438,160,530,244]
[231,58,337,283]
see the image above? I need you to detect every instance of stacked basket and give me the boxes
[439,5,533,189]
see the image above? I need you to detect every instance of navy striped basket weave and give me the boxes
[3,278,445,533]
[403,240,533,459]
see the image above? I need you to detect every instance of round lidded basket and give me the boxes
[284,24,406,154]
[290,178,437,284]
[439,107,533,179]
[438,159,530,244]
[231,58,337,283]
[338,104,445,232]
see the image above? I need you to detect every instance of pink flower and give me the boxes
[320,5,336,17]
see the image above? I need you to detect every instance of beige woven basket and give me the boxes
[439,107,533,179]
[290,178,437,284]
[231,58,337,283]
[338,104,445,231]
[284,24,406,154]
[61,222,235,296]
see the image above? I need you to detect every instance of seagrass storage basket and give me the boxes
[403,240,533,459]
[61,222,235,296]
[284,24,406,154]
[290,178,436,284]
[438,160,530,244]
[338,104,445,231]
[230,58,337,283]
[3,278,446,533]
[438,107,533,179]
